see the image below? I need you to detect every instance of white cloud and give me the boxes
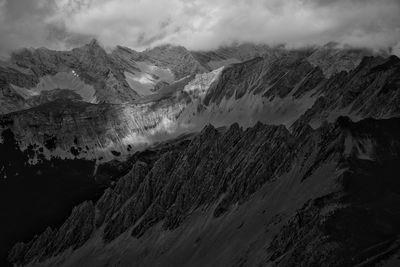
[0,0,400,55]
[393,42,400,57]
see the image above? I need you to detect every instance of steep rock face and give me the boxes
[4,43,400,267]
[1,40,219,114]
[1,51,397,169]
[199,46,380,106]
[293,55,400,129]
[0,40,138,114]
[0,41,237,114]
[0,96,187,166]
[0,61,38,114]
[0,41,383,116]
[142,45,208,79]
[0,55,220,167]
[110,46,144,72]
[183,67,224,100]
[0,83,31,115]
[8,201,95,264]
[0,64,216,172]
[3,41,274,115]
[95,161,150,227]
[6,133,194,266]
[202,50,316,106]
[10,117,400,266]
[191,43,278,70]
[186,53,399,129]
[0,128,193,267]
[267,117,400,267]
[111,46,176,95]
[9,122,294,265]
[18,40,136,102]
[307,42,375,77]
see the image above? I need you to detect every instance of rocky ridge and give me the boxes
[2,43,400,266]
[0,47,397,167]
[9,115,400,266]
[0,96,187,168]
[179,49,397,130]
[1,40,137,108]
[0,41,372,114]
[0,40,209,114]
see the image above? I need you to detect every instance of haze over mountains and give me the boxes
[0,38,400,267]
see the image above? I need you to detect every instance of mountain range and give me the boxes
[1,40,400,266]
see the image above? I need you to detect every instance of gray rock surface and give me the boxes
[3,42,400,267]
[9,115,400,266]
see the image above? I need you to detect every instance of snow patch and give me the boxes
[124,61,174,96]
[124,71,155,96]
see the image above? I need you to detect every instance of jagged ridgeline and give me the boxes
[8,117,400,266]
[1,41,400,266]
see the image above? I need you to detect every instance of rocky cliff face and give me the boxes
[293,55,400,129]
[0,46,397,170]
[180,49,398,131]
[9,116,400,266]
[0,40,212,115]
[1,41,293,166]
[142,45,208,80]
[0,96,188,169]
[0,39,137,110]
[307,42,376,77]
[2,42,400,266]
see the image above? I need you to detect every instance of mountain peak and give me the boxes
[75,38,105,54]
[88,38,100,47]
[73,38,109,60]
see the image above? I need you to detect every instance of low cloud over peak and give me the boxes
[0,0,400,56]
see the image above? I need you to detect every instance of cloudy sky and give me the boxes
[0,0,400,56]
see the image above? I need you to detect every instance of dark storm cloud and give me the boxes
[0,0,399,56]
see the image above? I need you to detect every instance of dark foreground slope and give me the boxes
[2,45,399,267]
[0,127,192,267]
[9,116,400,266]
[0,128,103,267]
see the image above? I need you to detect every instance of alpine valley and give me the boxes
[1,40,400,267]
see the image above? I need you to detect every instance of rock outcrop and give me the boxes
[2,42,400,267]
[0,40,210,114]
[293,55,400,129]
[8,201,95,264]
[1,48,397,170]
[142,45,208,79]
[9,116,400,266]
[307,42,375,77]
[0,40,138,109]
[0,96,187,166]
[267,117,400,267]
[181,51,399,130]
